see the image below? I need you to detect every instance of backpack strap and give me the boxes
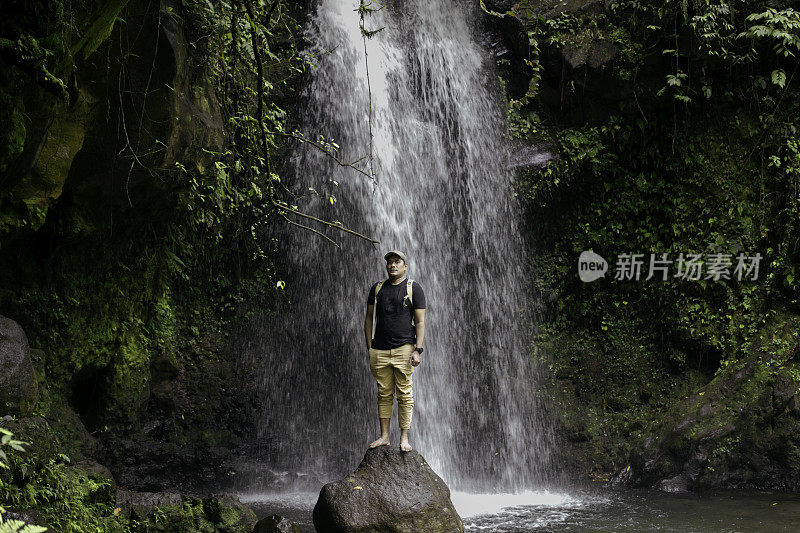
[407,279,415,325]
[371,279,387,339]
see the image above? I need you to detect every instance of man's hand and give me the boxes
[410,352,421,367]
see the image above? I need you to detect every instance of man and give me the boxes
[364,250,426,452]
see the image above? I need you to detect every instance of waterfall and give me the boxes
[241,0,554,493]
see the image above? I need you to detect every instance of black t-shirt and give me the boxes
[367,279,426,349]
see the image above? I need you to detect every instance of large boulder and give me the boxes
[0,315,38,415]
[313,446,463,533]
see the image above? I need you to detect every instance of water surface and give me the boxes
[243,488,800,532]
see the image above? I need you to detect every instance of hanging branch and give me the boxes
[271,199,379,244]
[242,0,379,246]
[266,128,374,180]
[357,0,384,188]
[279,213,340,248]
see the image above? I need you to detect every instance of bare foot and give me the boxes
[400,439,412,452]
[369,436,390,448]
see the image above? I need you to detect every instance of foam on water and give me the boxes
[452,490,588,519]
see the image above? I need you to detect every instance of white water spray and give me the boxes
[242,0,554,493]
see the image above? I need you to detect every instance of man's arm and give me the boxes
[365,304,374,350]
[411,308,425,366]
[414,308,426,349]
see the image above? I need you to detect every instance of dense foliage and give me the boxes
[1,0,308,427]
[499,0,800,475]
[1,0,311,529]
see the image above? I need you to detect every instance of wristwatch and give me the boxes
[414,347,424,355]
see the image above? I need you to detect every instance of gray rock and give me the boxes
[254,514,302,533]
[658,474,692,493]
[202,493,258,532]
[609,464,634,486]
[562,41,619,70]
[482,0,517,12]
[0,316,38,416]
[2,509,53,532]
[313,446,463,533]
[73,459,114,481]
[115,489,182,520]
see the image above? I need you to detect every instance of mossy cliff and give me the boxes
[1,0,307,528]
[483,0,800,490]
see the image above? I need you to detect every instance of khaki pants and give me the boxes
[369,343,415,429]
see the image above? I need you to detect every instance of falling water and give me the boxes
[241,0,554,493]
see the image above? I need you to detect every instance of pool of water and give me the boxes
[242,487,800,532]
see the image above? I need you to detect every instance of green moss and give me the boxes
[12,88,95,218]
[102,329,151,427]
[0,89,25,174]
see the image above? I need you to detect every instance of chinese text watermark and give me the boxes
[578,251,762,282]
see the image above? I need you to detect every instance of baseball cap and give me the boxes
[384,250,408,263]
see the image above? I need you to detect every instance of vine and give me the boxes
[357,0,384,188]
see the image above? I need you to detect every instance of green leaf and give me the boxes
[771,69,787,88]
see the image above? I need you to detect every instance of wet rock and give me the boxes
[98,432,231,493]
[479,1,532,100]
[313,446,463,533]
[72,459,117,503]
[612,315,800,492]
[482,0,517,11]
[116,490,182,521]
[538,37,629,122]
[202,493,258,532]
[155,0,225,170]
[9,87,95,218]
[2,509,53,532]
[0,315,38,416]
[73,458,114,481]
[609,464,634,486]
[562,41,619,70]
[657,474,691,493]
[114,490,256,532]
[3,0,226,238]
[254,514,302,533]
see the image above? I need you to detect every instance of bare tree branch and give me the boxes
[267,128,374,180]
[272,199,379,244]
[279,213,340,248]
